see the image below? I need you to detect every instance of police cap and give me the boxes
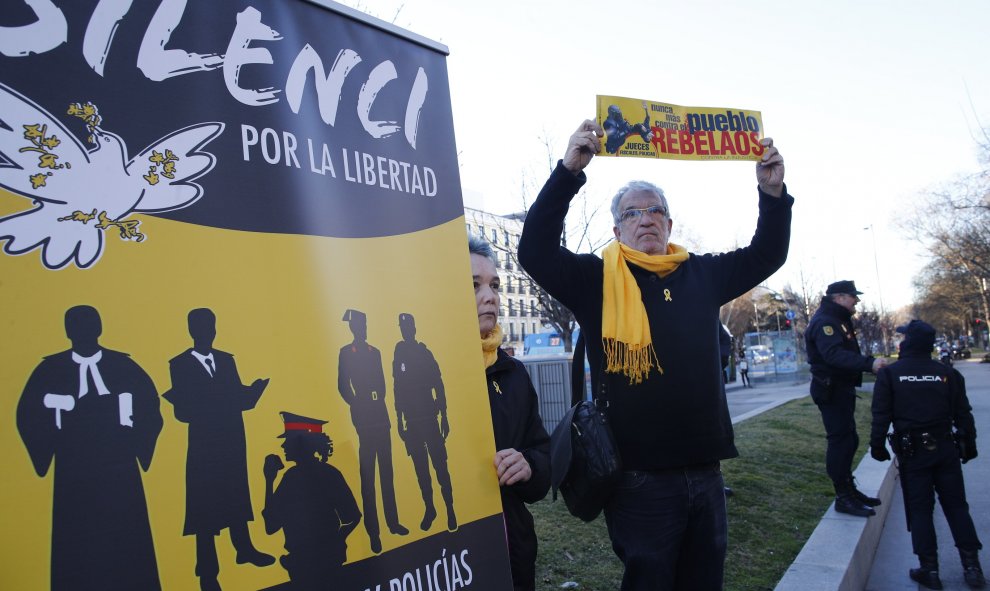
[398,312,415,326]
[825,280,863,296]
[896,319,936,352]
[278,411,327,438]
[342,309,366,323]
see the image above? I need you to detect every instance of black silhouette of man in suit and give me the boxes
[164,308,274,591]
[337,309,407,554]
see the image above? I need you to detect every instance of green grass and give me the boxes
[532,392,875,591]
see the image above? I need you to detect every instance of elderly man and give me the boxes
[806,280,886,518]
[518,120,790,591]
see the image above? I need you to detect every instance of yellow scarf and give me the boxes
[602,241,688,383]
[482,324,503,369]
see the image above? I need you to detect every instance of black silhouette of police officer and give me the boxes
[263,412,361,588]
[164,308,274,591]
[392,313,457,531]
[337,309,407,553]
[17,305,163,591]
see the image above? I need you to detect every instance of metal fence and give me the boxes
[519,355,574,433]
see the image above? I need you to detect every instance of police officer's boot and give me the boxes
[420,499,437,531]
[849,476,881,507]
[442,486,457,531]
[909,555,943,590]
[833,482,875,517]
[960,549,986,589]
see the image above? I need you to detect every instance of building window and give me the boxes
[532,323,537,334]
[508,300,515,317]
[491,228,498,243]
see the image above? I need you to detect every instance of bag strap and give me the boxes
[571,331,586,407]
[571,330,612,409]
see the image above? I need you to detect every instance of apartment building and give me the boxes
[465,207,548,354]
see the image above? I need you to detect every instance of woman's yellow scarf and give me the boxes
[482,324,503,370]
[602,241,688,384]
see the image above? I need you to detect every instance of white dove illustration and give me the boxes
[0,82,225,269]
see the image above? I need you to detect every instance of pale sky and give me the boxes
[344,0,990,312]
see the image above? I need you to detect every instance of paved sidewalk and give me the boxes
[724,375,811,424]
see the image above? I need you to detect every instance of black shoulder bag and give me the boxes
[549,332,622,522]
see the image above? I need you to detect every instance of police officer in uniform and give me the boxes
[392,313,457,532]
[806,280,886,516]
[262,411,361,588]
[870,320,984,590]
[337,309,407,554]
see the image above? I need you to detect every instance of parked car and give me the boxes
[953,344,972,359]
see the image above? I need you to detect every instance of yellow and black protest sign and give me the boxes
[597,95,765,161]
[0,2,510,590]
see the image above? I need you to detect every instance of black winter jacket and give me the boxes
[486,348,550,591]
[870,351,976,446]
[518,162,793,470]
[805,297,874,389]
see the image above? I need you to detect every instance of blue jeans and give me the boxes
[604,463,727,591]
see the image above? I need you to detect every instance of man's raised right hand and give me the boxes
[563,119,604,175]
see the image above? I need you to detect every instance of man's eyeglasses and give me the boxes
[619,205,668,224]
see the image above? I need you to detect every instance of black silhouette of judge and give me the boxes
[16,305,163,591]
[392,313,457,531]
[164,308,274,591]
[337,309,407,554]
[263,412,361,588]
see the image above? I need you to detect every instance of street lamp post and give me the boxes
[864,225,889,355]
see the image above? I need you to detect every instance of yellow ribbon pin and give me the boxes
[493,380,502,395]
[663,288,672,302]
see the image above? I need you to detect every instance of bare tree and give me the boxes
[901,130,990,346]
[478,132,612,353]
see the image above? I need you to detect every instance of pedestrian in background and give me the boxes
[738,356,751,388]
[870,320,984,590]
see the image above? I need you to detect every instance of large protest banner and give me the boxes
[597,94,765,161]
[0,2,512,590]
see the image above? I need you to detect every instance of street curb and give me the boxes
[774,454,898,591]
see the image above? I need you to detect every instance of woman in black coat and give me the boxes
[470,234,551,591]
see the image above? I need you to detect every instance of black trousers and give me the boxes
[815,386,858,488]
[899,437,982,557]
[357,426,401,538]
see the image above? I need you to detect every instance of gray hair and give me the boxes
[467,233,496,262]
[610,180,669,225]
